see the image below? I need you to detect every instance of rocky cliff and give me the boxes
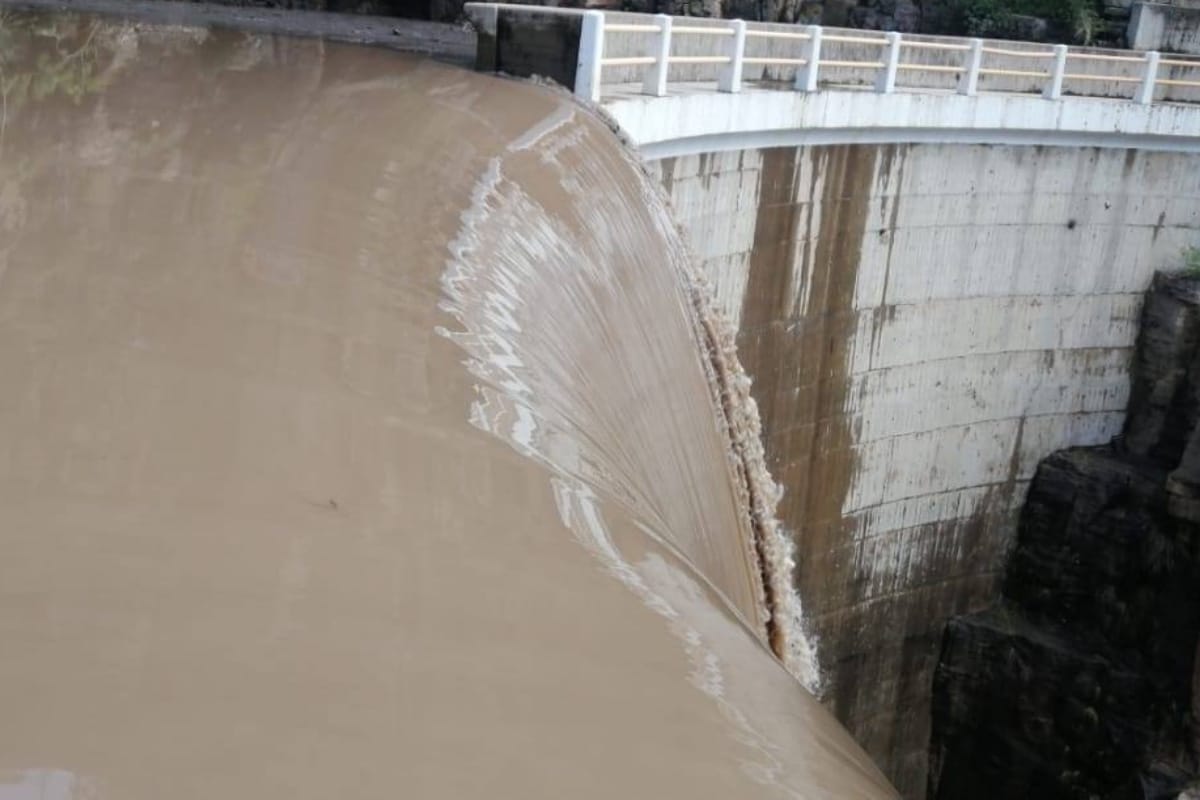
[929,272,1200,800]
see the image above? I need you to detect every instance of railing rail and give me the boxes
[570,7,1200,105]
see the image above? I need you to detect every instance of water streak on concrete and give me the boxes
[737,145,877,696]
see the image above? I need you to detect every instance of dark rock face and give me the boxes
[188,0,922,34]
[186,0,451,19]
[1123,277,1200,471]
[845,0,922,30]
[188,0,1123,40]
[930,273,1200,800]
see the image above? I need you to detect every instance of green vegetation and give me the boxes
[0,12,116,129]
[1183,246,1200,278]
[944,0,1104,44]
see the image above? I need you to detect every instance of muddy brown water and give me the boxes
[0,13,896,798]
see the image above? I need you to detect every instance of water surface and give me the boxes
[0,14,896,798]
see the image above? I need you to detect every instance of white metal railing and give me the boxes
[571,9,1200,106]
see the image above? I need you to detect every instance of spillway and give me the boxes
[0,11,896,798]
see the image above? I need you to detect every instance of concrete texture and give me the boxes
[1130,1,1200,54]
[605,88,1200,159]
[640,142,1200,797]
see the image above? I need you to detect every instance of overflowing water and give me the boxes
[0,12,895,798]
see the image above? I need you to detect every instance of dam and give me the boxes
[471,5,1200,796]
[2,1,1199,798]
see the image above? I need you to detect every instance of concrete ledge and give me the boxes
[604,87,1200,158]
[1129,1,1200,54]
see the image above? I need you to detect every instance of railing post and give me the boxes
[1044,43,1067,100]
[1137,50,1160,104]
[958,37,982,96]
[718,19,747,93]
[643,14,672,97]
[574,10,605,103]
[875,31,901,93]
[795,25,822,92]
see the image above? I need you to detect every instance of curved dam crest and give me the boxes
[0,11,891,799]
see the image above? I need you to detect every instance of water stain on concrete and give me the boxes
[737,143,877,700]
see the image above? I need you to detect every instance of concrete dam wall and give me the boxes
[645,139,1200,795]
[539,13,1200,791]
